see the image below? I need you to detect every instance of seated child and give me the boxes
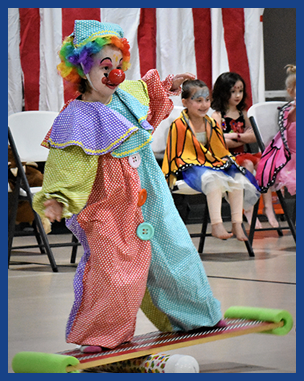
[256,65,296,196]
[211,72,279,228]
[162,79,260,241]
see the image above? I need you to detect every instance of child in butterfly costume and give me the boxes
[256,65,296,196]
[162,79,260,241]
[33,20,223,353]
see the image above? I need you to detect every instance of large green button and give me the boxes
[136,222,154,241]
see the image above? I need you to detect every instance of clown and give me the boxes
[33,20,223,353]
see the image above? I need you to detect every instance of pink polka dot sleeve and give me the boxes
[141,69,181,130]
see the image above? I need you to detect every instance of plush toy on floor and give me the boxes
[8,145,43,225]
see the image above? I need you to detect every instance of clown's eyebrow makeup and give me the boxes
[191,87,210,100]
[100,57,123,67]
[100,57,112,66]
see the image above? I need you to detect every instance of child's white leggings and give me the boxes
[206,188,244,225]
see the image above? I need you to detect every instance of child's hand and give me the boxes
[171,73,196,91]
[43,199,63,223]
[225,132,238,140]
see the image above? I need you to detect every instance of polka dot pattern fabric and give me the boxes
[109,92,153,158]
[66,154,152,348]
[137,147,222,330]
[32,145,98,219]
[65,213,91,339]
[41,99,74,148]
[73,20,124,47]
[115,87,152,132]
[48,100,138,155]
[141,70,178,128]
[57,70,222,348]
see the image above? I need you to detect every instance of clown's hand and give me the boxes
[44,199,63,223]
[171,73,196,92]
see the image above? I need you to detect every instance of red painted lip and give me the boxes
[101,70,125,89]
[101,78,117,90]
[105,82,117,90]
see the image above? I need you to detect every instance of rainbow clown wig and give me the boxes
[57,20,131,92]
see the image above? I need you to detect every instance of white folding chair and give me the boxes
[8,111,79,271]
[152,106,184,165]
[247,102,296,244]
[171,180,255,257]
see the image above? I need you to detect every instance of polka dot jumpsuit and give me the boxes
[33,70,222,349]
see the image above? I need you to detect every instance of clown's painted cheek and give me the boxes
[102,74,108,84]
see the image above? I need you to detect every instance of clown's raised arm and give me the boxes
[140,70,195,129]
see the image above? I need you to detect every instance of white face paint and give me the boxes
[191,87,210,100]
[83,45,124,104]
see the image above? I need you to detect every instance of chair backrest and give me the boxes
[247,101,286,151]
[151,106,184,153]
[8,111,58,162]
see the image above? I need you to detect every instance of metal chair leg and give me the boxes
[243,223,255,257]
[32,219,46,254]
[70,234,79,264]
[276,190,296,242]
[8,179,21,268]
[248,201,259,245]
[33,212,58,272]
[198,204,209,254]
[291,197,296,224]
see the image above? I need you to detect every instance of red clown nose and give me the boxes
[108,69,125,85]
